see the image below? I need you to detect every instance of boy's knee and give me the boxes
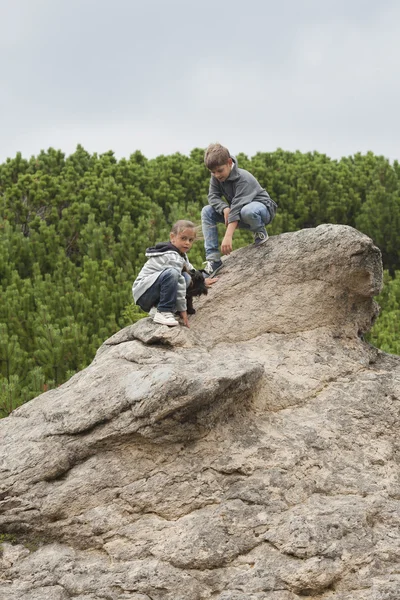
[201,205,215,219]
[162,268,179,281]
[240,204,256,219]
[240,203,271,225]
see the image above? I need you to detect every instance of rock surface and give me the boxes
[1,224,400,600]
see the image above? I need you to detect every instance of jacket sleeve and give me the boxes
[208,177,229,214]
[175,274,187,312]
[227,180,259,223]
[171,255,188,312]
[184,257,195,272]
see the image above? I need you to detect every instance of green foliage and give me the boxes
[367,271,400,355]
[122,303,147,324]
[1,145,400,416]
[0,533,17,546]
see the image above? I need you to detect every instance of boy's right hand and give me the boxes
[223,207,230,226]
[204,277,218,287]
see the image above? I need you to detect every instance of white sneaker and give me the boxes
[153,310,179,327]
[148,307,157,319]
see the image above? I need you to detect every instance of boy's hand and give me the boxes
[221,234,233,255]
[223,207,230,226]
[180,311,190,328]
[204,277,218,287]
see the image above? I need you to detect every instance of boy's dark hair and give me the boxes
[204,143,231,170]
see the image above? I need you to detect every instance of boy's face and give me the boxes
[210,158,233,182]
[170,228,196,254]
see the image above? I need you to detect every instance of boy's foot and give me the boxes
[153,310,179,327]
[151,306,178,320]
[253,229,268,247]
[201,259,223,277]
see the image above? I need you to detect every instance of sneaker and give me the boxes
[153,310,179,327]
[201,259,223,277]
[148,307,157,319]
[253,229,268,247]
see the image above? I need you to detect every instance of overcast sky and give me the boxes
[1,0,399,163]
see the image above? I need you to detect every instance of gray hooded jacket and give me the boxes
[208,156,277,224]
[132,243,194,312]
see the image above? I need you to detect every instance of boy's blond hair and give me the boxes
[171,220,197,235]
[204,143,231,170]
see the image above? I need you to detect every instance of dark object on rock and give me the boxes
[186,269,208,314]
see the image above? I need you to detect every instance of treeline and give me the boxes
[1,145,399,416]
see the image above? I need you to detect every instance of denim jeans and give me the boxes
[201,201,272,260]
[136,268,191,313]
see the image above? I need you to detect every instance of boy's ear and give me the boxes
[227,158,233,166]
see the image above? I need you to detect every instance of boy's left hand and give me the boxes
[221,234,233,255]
[180,311,190,328]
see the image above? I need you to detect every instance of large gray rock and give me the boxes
[1,224,399,600]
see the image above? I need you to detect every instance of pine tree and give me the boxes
[1,145,400,416]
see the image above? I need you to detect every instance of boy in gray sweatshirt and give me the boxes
[201,143,277,277]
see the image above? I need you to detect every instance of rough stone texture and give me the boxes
[1,224,399,600]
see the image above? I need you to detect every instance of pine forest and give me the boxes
[1,145,400,417]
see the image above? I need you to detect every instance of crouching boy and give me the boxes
[201,143,278,277]
[132,220,216,328]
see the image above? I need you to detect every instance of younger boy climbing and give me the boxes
[132,220,217,327]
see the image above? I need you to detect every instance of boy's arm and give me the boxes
[208,177,228,213]
[185,257,195,272]
[221,179,253,254]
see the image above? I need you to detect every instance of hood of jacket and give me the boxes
[145,242,186,258]
[225,155,240,182]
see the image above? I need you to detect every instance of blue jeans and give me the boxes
[136,268,191,313]
[201,201,272,260]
